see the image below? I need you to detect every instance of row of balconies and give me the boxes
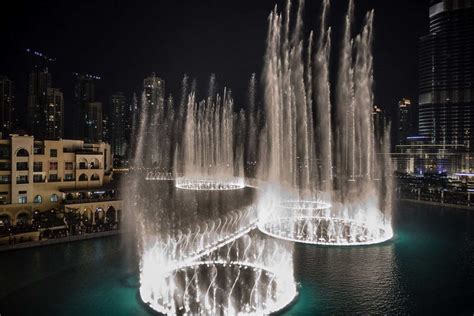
[0,175,101,185]
[0,163,102,172]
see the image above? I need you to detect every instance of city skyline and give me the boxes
[0,1,473,315]
[0,0,429,135]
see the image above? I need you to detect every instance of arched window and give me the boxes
[79,174,88,181]
[90,158,100,169]
[16,213,30,225]
[50,194,59,202]
[106,206,116,223]
[0,214,11,226]
[34,195,42,203]
[79,158,88,170]
[16,148,29,157]
[91,173,100,181]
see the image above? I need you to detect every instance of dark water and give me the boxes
[1,202,473,315]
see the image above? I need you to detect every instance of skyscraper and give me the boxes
[27,67,52,139]
[73,74,96,139]
[84,101,103,143]
[143,74,165,165]
[0,75,15,138]
[419,0,474,148]
[372,105,385,143]
[110,92,127,157]
[46,88,64,139]
[398,98,413,145]
[143,73,165,110]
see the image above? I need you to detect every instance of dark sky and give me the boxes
[0,0,429,135]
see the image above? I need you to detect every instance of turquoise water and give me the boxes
[1,202,473,315]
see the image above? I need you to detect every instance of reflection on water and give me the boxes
[0,202,473,315]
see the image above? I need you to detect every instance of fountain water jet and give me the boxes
[126,1,396,315]
[257,0,393,245]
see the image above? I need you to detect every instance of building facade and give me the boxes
[84,101,103,143]
[0,76,15,138]
[27,67,52,139]
[110,92,127,158]
[372,105,385,143]
[46,88,64,139]
[73,74,97,139]
[392,135,472,176]
[0,135,114,225]
[419,0,474,148]
[143,73,165,110]
[398,98,414,145]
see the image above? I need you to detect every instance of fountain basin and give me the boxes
[139,259,297,315]
[258,215,393,246]
[175,177,246,191]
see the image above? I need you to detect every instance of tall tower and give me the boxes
[27,67,52,139]
[0,75,15,138]
[46,88,64,139]
[143,74,165,165]
[372,105,385,144]
[73,74,96,139]
[84,101,103,143]
[143,73,165,110]
[398,98,413,145]
[110,92,127,157]
[419,0,474,149]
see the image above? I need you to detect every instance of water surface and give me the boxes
[1,202,473,315]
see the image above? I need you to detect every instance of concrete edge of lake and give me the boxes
[399,198,474,211]
[0,230,122,253]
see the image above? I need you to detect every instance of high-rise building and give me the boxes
[110,92,127,157]
[419,0,474,148]
[46,88,64,139]
[73,74,96,139]
[398,98,413,144]
[143,74,165,165]
[0,75,15,138]
[143,73,165,110]
[84,102,103,143]
[27,67,52,139]
[372,105,385,143]
[102,112,110,145]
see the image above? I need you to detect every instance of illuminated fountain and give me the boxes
[129,76,295,314]
[257,0,393,245]
[140,233,296,315]
[126,1,396,315]
[175,75,245,191]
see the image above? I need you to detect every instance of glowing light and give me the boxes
[257,192,393,246]
[140,260,296,316]
[258,215,393,246]
[145,171,176,180]
[139,230,297,316]
[175,177,246,191]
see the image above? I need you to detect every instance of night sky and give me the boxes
[0,0,429,137]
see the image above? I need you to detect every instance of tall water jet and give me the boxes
[128,74,296,315]
[257,0,393,245]
[176,77,245,190]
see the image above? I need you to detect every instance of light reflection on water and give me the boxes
[0,202,473,315]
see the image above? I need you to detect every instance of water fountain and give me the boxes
[125,0,394,314]
[257,0,393,245]
[128,75,295,314]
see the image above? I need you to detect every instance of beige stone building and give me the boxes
[0,135,121,226]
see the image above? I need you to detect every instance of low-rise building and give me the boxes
[0,134,120,227]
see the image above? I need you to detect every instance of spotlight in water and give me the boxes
[175,177,246,191]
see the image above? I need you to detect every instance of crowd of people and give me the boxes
[0,209,120,246]
[396,172,473,206]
